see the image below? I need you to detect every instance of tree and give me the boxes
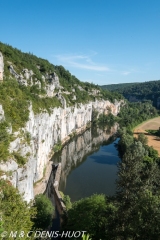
[137,133,148,145]
[62,194,117,240]
[32,194,54,230]
[118,133,134,156]
[115,140,160,239]
[0,179,36,240]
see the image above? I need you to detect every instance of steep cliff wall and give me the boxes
[0,99,121,202]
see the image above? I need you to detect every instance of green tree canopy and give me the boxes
[0,180,36,240]
[62,194,117,240]
[32,194,54,230]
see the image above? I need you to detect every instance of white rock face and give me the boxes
[22,69,34,80]
[45,72,60,97]
[0,105,5,121]
[9,65,19,78]
[9,65,28,86]
[8,65,60,97]
[0,99,121,202]
[0,52,4,81]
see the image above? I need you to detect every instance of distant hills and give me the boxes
[101,80,160,109]
[101,82,141,91]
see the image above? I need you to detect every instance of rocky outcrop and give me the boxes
[8,65,60,97]
[0,99,121,202]
[0,105,5,121]
[0,52,4,81]
[9,65,20,78]
[45,72,60,97]
[56,93,66,108]
[22,69,34,80]
[9,65,28,86]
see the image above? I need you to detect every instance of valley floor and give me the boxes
[134,116,160,155]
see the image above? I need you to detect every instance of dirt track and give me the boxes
[134,117,160,156]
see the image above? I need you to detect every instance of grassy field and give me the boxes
[134,116,160,155]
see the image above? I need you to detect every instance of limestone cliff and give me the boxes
[0,100,121,202]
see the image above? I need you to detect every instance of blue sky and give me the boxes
[0,0,160,85]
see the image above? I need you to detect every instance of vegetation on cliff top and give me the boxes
[0,41,122,106]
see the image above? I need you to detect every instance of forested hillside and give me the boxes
[101,80,160,108]
[0,42,122,106]
[101,82,141,91]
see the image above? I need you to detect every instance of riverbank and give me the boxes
[53,164,66,216]
[134,116,160,155]
[33,160,53,196]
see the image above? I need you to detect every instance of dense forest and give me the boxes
[101,82,141,91]
[101,80,160,108]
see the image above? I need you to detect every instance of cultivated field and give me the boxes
[134,116,160,155]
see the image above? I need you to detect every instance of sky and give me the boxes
[0,0,160,85]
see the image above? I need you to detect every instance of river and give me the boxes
[53,124,120,201]
[46,124,120,231]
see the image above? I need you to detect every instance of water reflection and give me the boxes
[52,124,120,202]
[44,170,61,231]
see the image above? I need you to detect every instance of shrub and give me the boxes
[32,194,54,230]
[0,121,10,161]
[53,140,62,152]
[63,195,72,210]
[13,151,27,165]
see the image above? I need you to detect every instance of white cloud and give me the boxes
[54,53,110,72]
[96,73,104,76]
[121,71,131,75]
[52,52,141,81]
